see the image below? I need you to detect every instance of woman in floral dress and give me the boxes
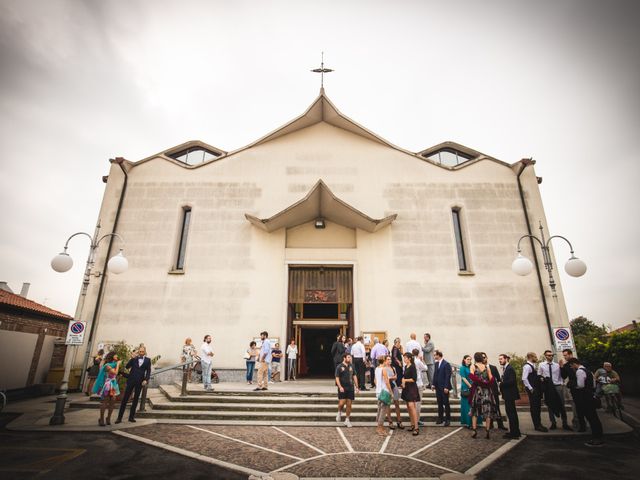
[93,351,120,426]
[469,351,498,438]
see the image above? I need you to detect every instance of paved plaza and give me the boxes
[2,389,637,479]
[116,423,515,478]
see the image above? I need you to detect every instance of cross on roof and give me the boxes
[311,52,334,91]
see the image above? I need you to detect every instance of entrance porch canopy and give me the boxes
[245,180,397,233]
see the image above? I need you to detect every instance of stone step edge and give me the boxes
[138,409,462,418]
[167,383,438,397]
[147,401,462,411]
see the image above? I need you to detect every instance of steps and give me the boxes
[134,383,462,423]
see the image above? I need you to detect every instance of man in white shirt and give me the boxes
[286,339,298,381]
[351,336,367,391]
[568,358,604,447]
[255,331,271,391]
[411,347,428,426]
[522,351,547,432]
[538,349,571,430]
[200,335,214,392]
[405,333,422,361]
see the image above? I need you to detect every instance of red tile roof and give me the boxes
[0,289,72,321]
[610,322,638,334]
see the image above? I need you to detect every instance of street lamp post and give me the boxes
[511,221,586,353]
[49,229,127,426]
[512,221,587,296]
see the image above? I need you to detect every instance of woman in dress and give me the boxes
[391,338,404,388]
[181,338,198,382]
[469,351,498,438]
[459,355,473,428]
[85,348,104,396]
[375,355,393,436]
[385,354,404,430]
[92,351,120,426]
[401,352,420,435]
[245,341,258,384]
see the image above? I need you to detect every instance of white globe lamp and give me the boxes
[565,255,587,277]
[107,250,128,274]
[51,252,73,273]
[512,253,533,276]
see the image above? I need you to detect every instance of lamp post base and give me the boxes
[49,395,67,425]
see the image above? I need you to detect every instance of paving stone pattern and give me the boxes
[280,426,349,454]
[130,424,293,471]
[384,426,455,456]
[200,425,319,459]
[417,429,509,472]
[283,452,448,478]
[125,424,512,477]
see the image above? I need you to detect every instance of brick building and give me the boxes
[0,283,72,392]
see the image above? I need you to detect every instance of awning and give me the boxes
[245,180,397,233]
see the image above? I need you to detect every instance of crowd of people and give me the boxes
[326,333,613,446]
[84,331,620,446]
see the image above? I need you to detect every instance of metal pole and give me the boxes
[50,233,98,426]
[181,367,189,397]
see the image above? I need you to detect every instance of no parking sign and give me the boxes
[553,327,575,351]
[65,321,87,345]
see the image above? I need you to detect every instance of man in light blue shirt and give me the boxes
[255,331,271,391]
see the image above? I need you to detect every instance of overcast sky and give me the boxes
[1,0,638,329]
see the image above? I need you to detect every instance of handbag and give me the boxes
[461,390,470,398]
[243,350,250,360]
[378,389,392,406]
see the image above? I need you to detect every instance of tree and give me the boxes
[570,316,608,354]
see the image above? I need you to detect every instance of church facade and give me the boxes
[71,91,571,376]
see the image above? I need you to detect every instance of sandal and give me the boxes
[99,419,105,427]
[471,428,478,439]
[387,422,396,430]
[397,422,405,430]
[412,429,419,436]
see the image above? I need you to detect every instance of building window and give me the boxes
[423,148,473,167]
[452,208,468,271]
[169,147,220,165]
[175,207,192,270]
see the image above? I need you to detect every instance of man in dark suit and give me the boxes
[432,350,452,426]
[115,345,152,423]
[484,353,507,431]
[499,353,521,438]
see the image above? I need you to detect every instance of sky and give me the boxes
[1,0,638,329]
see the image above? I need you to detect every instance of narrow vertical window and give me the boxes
[176,207,191,270]
[452,208,467,271]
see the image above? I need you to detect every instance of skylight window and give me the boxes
[423,148,474,167]
[169,147,220,165]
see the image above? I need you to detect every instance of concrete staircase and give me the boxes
[135,383,462,424]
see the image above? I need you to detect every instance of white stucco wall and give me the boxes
[72,121,570,370]
[0,330,36,389]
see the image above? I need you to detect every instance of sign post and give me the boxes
[552,327,575,353]
[65,321,87,346]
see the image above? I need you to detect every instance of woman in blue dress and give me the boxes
[92,351,120,426]
[459,355,473,427]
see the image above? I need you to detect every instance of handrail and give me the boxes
[139,360,199,411]
[149,360,195,377]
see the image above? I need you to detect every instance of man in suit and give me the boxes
[499,354,521,438]
[483,352,507,431]
[432,350,451,426]
[115,345,152,423]
[422,333,435,389]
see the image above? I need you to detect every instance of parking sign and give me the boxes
[65,321,87,345]
[553,327,574,351]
